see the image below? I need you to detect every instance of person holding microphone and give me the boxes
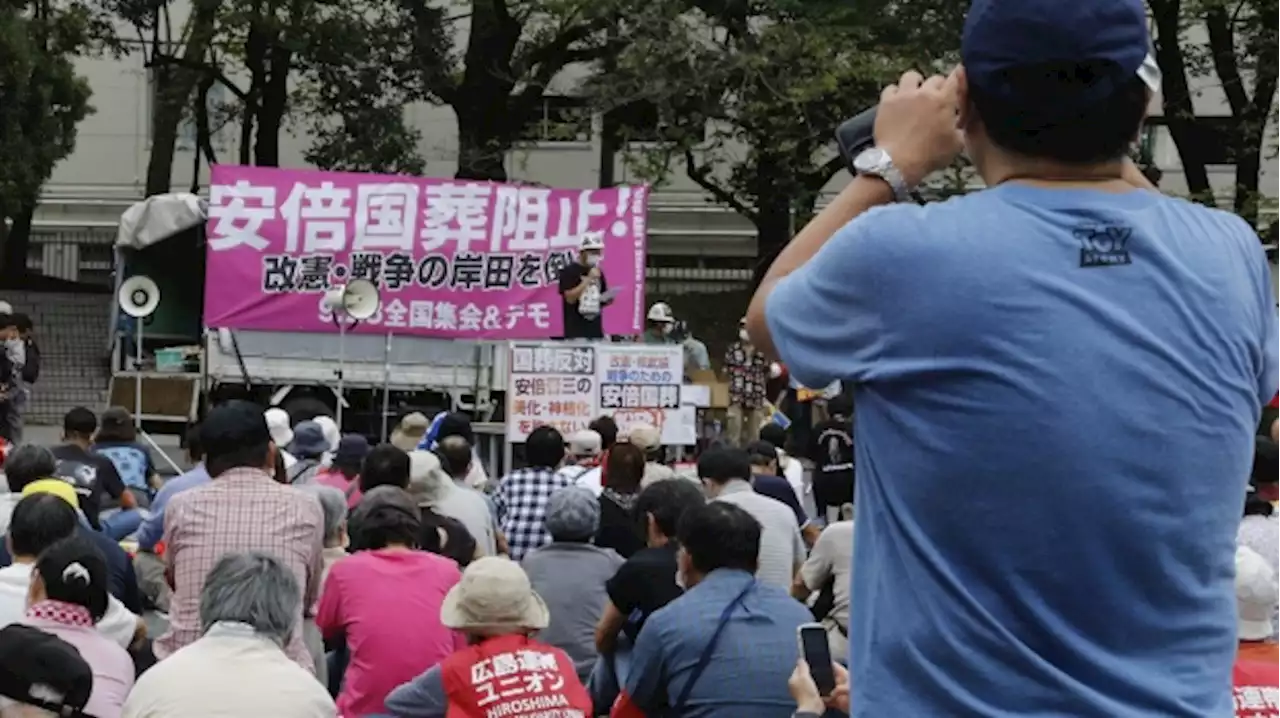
[558,232,614,340]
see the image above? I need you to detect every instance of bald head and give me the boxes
[437,435,472,480]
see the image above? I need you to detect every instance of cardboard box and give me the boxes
[687,369,731,409]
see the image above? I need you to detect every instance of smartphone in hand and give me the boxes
[797,622,837,696]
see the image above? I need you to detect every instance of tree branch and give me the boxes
[1204,5,1248,117]
[684,147,756,221]
[803,154,846,193]
[149,54,249,101]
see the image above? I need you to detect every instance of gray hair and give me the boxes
[6,444,57,491]
[302,484,348,546]
[198,551,300,646]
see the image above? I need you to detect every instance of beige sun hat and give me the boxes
[440,557,550,633]
[390,412,431,452]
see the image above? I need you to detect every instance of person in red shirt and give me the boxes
[1233,545,1279,718]
[383,556,593,718]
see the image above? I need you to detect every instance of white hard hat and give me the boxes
[579,232,605,252]
[647,302,675,323]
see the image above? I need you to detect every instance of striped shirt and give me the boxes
[713,481,804,590]
[157,467,324,671]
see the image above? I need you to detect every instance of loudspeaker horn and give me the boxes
[119,276,160,319]
[341,279,380,320]
[324,279,381,321]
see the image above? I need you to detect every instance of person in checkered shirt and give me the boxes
[493,426,570,561]
[156,400,325,674]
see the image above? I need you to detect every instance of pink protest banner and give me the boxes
[202,165,649,338]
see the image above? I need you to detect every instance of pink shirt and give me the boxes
[316,549,465,717]
[315,469,362,508]
[25,619,134,718]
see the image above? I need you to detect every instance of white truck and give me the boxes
[108,193,509,439]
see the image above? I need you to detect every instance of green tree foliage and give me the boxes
[1148,0,1277,227]
[0,0,98,278]
[584,0,967,277]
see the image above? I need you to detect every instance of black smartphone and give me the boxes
[798,622,837,696]
[834,106,878,172]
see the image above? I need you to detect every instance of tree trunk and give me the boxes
[454,106,511,181]
[751,199,792,289]
[0,204,35,284]
[451,0,519,181]
[143,0,219,195]
[253,43,290,167]
[1150,0,1215,205]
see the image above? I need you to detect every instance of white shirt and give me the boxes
[0,563,138,648]
[432,483,498,556]
[122,622,336,718]
[778,451,806,505]
[571,466,603,497]
[0,492,19,538]
[713,480,805,591]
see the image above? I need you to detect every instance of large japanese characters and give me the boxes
[203,166,648,338]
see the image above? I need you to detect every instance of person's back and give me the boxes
[805,181,1273,715]
[752,0,1278,713]
[523,541,623,675]
[712,488,802,590]
[317,548,462,716]
[124,623,335,718]
[434,484,497,556]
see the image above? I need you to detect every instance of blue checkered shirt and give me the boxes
[626,569,813,717]
[493,466,572,561]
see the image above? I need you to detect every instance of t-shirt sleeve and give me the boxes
[764,206,917,389]
[97,458,125,499]
[605,558,643,615]
[801,529,836,590]
[1252,251,1279,405]
[558,264,583,294]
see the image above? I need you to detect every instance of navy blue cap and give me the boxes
[963,0,1159,106]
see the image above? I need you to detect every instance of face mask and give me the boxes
[674,568,687,590]
[661,324,673,335]
[738,329,749,343]
[584,254,601,268]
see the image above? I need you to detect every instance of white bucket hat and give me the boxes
[263,408,294,448]
[646,302,675,323]
[1236,545,1278,641]
[579,232,605,252]
[312,415,340,452]
[440,557,550,633]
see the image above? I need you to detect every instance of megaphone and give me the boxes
[323,279,380,321]
[119,276,160,318]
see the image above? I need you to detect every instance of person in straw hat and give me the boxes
[383,557,593,718]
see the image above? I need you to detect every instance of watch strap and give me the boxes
[792,711,824,718]
[854,148,913,203]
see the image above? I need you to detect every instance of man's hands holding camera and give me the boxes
[874,69,965,189]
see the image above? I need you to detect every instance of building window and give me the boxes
[605,100,706,144]
[517,96,592,143]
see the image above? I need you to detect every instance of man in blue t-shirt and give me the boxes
[745,0,1280,715]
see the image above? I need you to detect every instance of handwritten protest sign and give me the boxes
[506,342,697,445]
[203,165,648,339]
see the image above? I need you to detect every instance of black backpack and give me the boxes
[20,339,39,384]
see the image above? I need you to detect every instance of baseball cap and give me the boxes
[0,624,94,716]
[567,430,602,458]
[1236,545,1278,641]
[627,423,662,452]
[962,0,1160,108]
[22,479,80,509]
[544,486,600,541]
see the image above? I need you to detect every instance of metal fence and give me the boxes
[24,224,117,288]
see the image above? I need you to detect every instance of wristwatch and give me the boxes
[853,147,912,203]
